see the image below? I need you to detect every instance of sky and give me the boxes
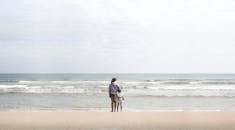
[0,0,235,73]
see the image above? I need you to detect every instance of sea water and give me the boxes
[0,73,235,111]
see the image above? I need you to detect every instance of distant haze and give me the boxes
[0,0,235,73]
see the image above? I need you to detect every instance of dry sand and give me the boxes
[0,111,235,130]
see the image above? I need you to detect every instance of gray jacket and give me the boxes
[109,83,121,95]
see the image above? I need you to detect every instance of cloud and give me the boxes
[0,0,235,73]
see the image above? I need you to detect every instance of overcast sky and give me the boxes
[0,0,235,73]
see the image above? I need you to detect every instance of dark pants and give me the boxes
[110,94,115,102]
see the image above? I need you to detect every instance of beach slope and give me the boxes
[0,112,235,130]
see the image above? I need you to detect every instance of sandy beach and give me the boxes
[0,111,235,130]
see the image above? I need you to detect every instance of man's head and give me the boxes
[111,78,117,83]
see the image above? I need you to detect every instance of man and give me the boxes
[108,77,121,112]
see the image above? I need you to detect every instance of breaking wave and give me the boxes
[0,79,235,97]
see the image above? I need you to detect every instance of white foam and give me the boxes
[0,85,27,89]
[1,79,235,97]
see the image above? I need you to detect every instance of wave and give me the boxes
[18,80,108,85]
[0,85,235,97]
[1,79,234,86]
[1,79,235,97]
[0,80,19,83]
[144,79,235,85]
[0,85,27,89]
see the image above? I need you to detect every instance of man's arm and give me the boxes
[108,85,111,97]
[117,85,121,92]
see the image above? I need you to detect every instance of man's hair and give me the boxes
[111,78,117,83]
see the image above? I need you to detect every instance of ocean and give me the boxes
[0,73,235,111]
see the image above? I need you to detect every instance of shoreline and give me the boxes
[1,108,235,112]
[1,111,235,130]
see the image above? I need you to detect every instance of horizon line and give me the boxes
[1,73,235,74]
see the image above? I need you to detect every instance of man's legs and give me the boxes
[111,95,115,112]
[116,102,119,112]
